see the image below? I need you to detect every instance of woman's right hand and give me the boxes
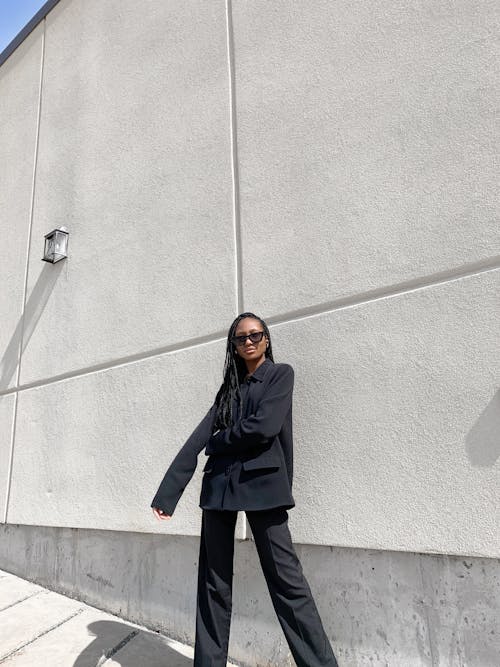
[152,507,171,521]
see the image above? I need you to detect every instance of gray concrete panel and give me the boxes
[1,524,499,666]
[419,553,500,667]
[232,0,500,315]
[21,0,235,384]
[0,24,43,391]
[273,269,499,556]
[8,340,248,537]
[0,394,15,522]
[233,540,436,666]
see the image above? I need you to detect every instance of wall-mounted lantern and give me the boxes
[41,227,69,263]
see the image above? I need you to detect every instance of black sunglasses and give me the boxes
[231,331,266,347]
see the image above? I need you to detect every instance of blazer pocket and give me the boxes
[242,448,281,471]
[202,459,214,473]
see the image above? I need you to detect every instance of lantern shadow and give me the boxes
[73,620,193,666]
[0,261,63,391]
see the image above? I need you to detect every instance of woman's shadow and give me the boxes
[73,620,192,666]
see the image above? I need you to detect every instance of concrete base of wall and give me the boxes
[0,523,498,666]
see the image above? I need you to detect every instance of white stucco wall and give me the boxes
[0,22,44,394]
[21,0,236,383]
[233,1,500,314]
[1,0,499,561]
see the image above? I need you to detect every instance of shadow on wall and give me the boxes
[75,621,192,666]
[466,388,500,467]
[1,262,63,390]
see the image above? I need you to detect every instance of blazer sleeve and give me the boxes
[151,401,217,515]
[205,364,294,455]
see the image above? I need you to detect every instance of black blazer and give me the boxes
[151,358,295,515]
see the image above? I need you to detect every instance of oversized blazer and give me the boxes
[151,357,296,515]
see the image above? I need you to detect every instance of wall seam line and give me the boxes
[263,257,500,328]
[225,0,244,318]
[3,19,46,524]
[0,330,230,397]
[0,607,84,663]
[418,554,437,666]
[225,0,245,539]
[1,259,499,398]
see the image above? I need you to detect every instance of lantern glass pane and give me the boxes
[46,236,55,259]
[57,230,68,255]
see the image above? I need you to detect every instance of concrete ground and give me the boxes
[0,568,237,666]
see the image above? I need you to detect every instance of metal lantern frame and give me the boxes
[42,227,69,263]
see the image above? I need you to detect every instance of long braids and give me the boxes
[213,312,274,431]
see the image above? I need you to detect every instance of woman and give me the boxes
[151,312,339,667]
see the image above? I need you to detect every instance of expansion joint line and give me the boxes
[225,0,243,317]
[0,607,84,663]
[3,17,46,524]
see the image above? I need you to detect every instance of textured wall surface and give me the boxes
[233,0,500,315]
[1,0,499,663]
[1,0,498,556]
[20,0,235,384]
[284,269,500,555]
[0,395,15,520]
[8,340,250,538]
[0,24,43,394]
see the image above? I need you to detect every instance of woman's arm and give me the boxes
[151,401,217,516]
[205,364,294,455]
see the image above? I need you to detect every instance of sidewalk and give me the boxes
[0,569,237,666]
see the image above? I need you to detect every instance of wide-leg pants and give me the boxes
[194,506,338,667]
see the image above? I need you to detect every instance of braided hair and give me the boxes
[213,312,274,431]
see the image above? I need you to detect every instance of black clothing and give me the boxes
[195,507,338,667]
[150,357,338,666]
[151,358,295,515]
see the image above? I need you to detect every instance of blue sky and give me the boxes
[0,0,48,53]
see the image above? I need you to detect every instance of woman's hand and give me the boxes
[152,507,171,521]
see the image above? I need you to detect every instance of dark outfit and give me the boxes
[151,357,338,667]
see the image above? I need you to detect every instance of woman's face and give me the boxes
[233,317,268,362]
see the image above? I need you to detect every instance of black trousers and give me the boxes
[194,507,339,667]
